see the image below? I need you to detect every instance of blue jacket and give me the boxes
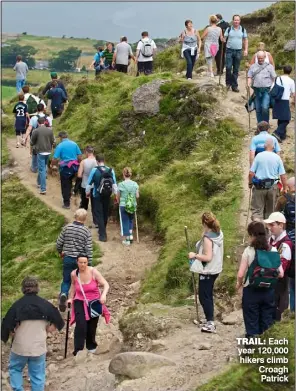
[47,87,67,110]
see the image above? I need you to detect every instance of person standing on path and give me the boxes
[250,42,275,67]
[30,117,55,195]
[50,131,82,209]
[77,146,98,227]
[13,55,29,93]
[179,20,201,80]
[201,15,223,77]
[224,15,248,92]
[12,93,30,148]
[272,65,295,143]
[215,14,229,76]
[46,80,67,119]
[101,42,115,70]
[117,167,139,246]
[86,155,117,242]
[188,212,224,333]
[249,121,281,166]
[247,51,276,124]
[56,209,93,312]
[112,36,135,73]
[68,256,110,356]
[136,31,157,76]
[90,47,104,76]
[1,277,64,391]
[249,138,287,221]
[42,72,67,117]
[22,85,46,117]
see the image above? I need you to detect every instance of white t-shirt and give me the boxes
[137,38,157,62]
[276,75,295,101]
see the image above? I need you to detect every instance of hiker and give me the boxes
[68,255,110,356]
[13,55,28,93]
[77,146,98,227]
[1,277,64,391]
[30,117,55,195]
[179,20,201,80]
[247,51,276,123]
[188,212,224,333]
[117,167,139,246]
[249,121,281,166]
[12,93,30,148]
[22,85,46,117]
[201,15,223,78]
[112,36,135,73]
[86,155,117,242]
[50,131,82,209]
[272,65,296,143]
[24,103,53,173]
[90,47,104,75]
[236,221,283,338]
[224,15,248,92]
[136,31,157,76]
[47,80,67,119]
[101,42,115,70]
[42,72,67,116]
[250,42,275,67]
[215,14,230,76]
[249,138,287,221]
[264,212,293,321]
[56,208,93,312]
[275,177,295,233]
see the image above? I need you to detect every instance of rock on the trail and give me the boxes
[129,280,141,293]
[284,40,295,52]
[109,352,176,379]
[132,79,167,114]
[198,342,212,350]
[222,310,243,325]
[74,349,88,364]
[150,339,166,351]
[47,363,58,374]
[195,65,208,74]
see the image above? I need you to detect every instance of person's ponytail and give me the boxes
[201,212,220,233]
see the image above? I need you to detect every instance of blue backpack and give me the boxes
[284,194,295,232]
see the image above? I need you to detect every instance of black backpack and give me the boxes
[225,25,245,44]
[97,167,113,197]
[286,229,295,279]
[284,194,295,232]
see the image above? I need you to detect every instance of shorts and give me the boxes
[116,64,128,73]
[15,129,26,136]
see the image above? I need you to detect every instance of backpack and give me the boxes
[140,39,154,58]
[124,184,137,215]
[284,194,295,232]
[246,249,281,289]
[286,229,295,278]
[36,114,50,128]
[27,95,40,115]
[97,167,113,197]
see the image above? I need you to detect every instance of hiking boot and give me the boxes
[122,239,131,246]
[201,322,216,333]
[99,237,107,242]
[272,132,283,143]
[59,293,67,312]
[232,87,240,93]
[226,85,231,91]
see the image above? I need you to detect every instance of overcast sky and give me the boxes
[2,1,274,42]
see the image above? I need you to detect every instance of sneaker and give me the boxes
[87,348,97,354]
[129,235,134,244]
[37,185,41,188]
[40,191,46,195]
[272,132,283,143]
[232,87,240,93]
[187,78,192,80]
[201,322,216,333]
[59,293,67,312]
[210,72,214,78]
[16,142,20,148]
[122,239,131,246]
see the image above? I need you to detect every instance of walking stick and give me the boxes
[135,211,139,243]
[119,206,123,237]
[64,303,71,359]
[218,43,224,86]
[245,59,251,132]
[184,226,200,325]
[242,188,252,245]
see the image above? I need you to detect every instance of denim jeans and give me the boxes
[290,278,295,312]
[225,48,242,89]
[60,256,78,296]
[198,274,219,321]
[254,88,270,123]
[31,153,38,173]
[9,352,46,391]
[119,206,134,236]
[183,49,197,79]
[37,154,49,192]
[16,79,26,93]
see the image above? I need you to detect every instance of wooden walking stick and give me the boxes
[184,226,200,325]
[135,211,139,243]
[64,302,71,359]
[245,59,251,132]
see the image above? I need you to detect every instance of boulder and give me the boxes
[222,310,243,325]
[284,40,295,52]
[132,80,167,114]
[109,352,176,379]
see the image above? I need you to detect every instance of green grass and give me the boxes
[196,316,295,391]
[2,177,101,314]
[2,85,16,102]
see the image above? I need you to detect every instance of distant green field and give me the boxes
[2,86,16,101]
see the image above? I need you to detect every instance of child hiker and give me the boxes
[12,93,30,148]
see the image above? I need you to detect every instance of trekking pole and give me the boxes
[242,188,252,245]
[64,302,71,359]
[184,226,200,325]
[245,59,251,132]
[218,42,224,86]
[135,211,140,243]
[119,207,123,237]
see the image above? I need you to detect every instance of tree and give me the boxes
[49,46,82,71]
[81,65,86,72]
[1,43,37,68]
[22,32,27,35]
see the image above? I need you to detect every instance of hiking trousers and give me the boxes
[80,188,98,226]
[242,286,275,337]
[251,184,278,221]
[60,166,76,207]
[73,300,99,355]
[60,256,78,296]
[274,275,289,321]
[275,120,289,141]
[183,49,197,79]
[198,274,219,321]
[93,195,110,240]
[119,206,134,236]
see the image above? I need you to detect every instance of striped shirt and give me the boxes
[56,221,92,262]
[102,49,114,65]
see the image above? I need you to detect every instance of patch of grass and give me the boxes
[2,85,16,102]
[196,317,295,391]
[2,177,101,314]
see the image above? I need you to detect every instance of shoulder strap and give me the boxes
[279,77,283,86]
[77,271,89,305]
[252,62,269,79]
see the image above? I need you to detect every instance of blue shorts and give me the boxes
[15,129,26,136]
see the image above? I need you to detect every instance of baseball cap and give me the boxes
[264,212,286,224]
[50,72,58,78]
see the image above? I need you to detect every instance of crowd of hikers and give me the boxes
[4,13,295,391]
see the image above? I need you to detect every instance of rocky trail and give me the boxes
[2,72,294,391]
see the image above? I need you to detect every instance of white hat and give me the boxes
[264,212,286,224]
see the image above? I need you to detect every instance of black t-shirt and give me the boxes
[13,102,28,129]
